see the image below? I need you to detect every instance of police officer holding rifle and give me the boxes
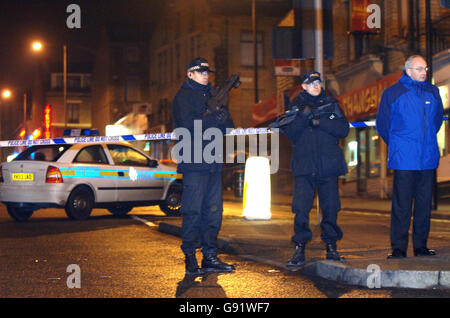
[271,71,349,268]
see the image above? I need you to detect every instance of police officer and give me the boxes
[172,57,235,275]
[280,71,349,268]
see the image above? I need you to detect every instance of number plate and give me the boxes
[12,173,34,181]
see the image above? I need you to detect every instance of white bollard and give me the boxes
[242,156,271,220]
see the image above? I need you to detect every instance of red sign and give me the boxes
[351,0,373,32]
[252,72,403,126]
[252,84,304,126]
[44,104,51,139]
[337,72,402,121]
[274,59,301,76]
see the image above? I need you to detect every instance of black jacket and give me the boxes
[172,79,234,173]
[280,90,349,177]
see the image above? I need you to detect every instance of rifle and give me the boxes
[268,106,300,129]
[269,102,338,129]
[207,73,241,112]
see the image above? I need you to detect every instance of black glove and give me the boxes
[214,108,230,123]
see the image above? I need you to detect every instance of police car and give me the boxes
[0,142,182,221]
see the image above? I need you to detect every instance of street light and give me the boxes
[31,41,68,129]
[1,89,29,139]
[31,41,43,52]
[2,89,11,99]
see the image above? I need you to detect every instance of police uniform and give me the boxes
[172,58,235,275]
[280,72,349,267]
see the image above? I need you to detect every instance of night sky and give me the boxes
[0,0,163,94]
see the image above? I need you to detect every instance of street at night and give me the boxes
[2,199,450,299]
[0,0,449,306]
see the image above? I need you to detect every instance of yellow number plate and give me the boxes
[12,173,34,181]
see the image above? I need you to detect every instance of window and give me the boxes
[189,8,195,32]
[15,145,72,162]
[107,144,149,167]
[158,52,163,86]
[175,43,181,80]
[52,74,90,90]
[169,47,173,84]
[124,47,140,63]
[189,35,202,61]
[397,0,410,38]
[74,145,108,164]
[240,31,263,67]
[125,77,141,102]
[67,75,81,89]
[163,50,168,84]
[175,12,181,39]
[68,103,80,123]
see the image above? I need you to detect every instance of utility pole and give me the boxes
[425,0,438,210]
[314,0,324,82]
[315,0,323,221]
[63,44,67,130]
[252,0,259,104]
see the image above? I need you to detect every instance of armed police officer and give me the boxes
[277,71,349,268]
[172,57,235,275]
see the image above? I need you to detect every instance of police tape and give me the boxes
[0,128,272,148]
[0,117,447,148]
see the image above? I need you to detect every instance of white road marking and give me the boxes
[130,215,158,227]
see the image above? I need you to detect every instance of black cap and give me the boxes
[187,57,215,73]
[302,71,321,84]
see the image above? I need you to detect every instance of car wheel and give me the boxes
[65,186,94,220]
[159,186,182,216]
[107,206,133,217]
[7,206,34,222]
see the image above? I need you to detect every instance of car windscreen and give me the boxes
[14,144,73,162]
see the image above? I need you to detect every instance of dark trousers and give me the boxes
[391,169,434,251]
[180,171,223,256]
[292,175,343,245]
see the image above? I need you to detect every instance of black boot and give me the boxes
[185,253,204,276]
[387,248,407,259]
[286,243,306,268]
[326,243,343,261]
[202,254,235,273]
[414,247,436,257]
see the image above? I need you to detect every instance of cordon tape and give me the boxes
[0,117,447,148]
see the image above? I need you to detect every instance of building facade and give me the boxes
[264,0,450,198]
[91,24,151,137]
[148,0,291,131]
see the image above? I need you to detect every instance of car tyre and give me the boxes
[65,186,94,220]
[107,206,133,217]
[7,206,34,222]
[159,186,182,216]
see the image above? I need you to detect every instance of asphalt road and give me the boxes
[1,203,450,300]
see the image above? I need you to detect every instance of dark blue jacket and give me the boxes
[172,79,234,173]
[376,72,443,170]
[280,91,349,177]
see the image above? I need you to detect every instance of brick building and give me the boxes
[269,0,450,197]
[147,0,291,131]
[145,0,448,197]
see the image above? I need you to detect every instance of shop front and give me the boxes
[337,72,401,197]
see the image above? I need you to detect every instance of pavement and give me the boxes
[157,190,450,290]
